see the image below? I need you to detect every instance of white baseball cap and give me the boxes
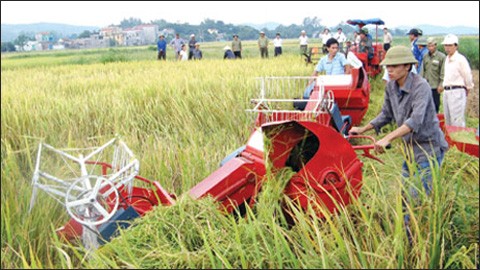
[441,34,458,45]
[190,34,195,37]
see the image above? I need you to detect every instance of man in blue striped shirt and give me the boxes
[310,38,350,77]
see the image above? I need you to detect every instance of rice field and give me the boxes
[1,38,479,269]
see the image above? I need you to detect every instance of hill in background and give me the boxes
[1,23,100,42]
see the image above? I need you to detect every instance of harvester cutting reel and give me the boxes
[29,137,139,248]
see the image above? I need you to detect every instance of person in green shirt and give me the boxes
[257,31,269,58]
[420,37,445,113]
[231,34,242,59]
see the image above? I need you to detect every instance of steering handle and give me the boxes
[347,134,390,164]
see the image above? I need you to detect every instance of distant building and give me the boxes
[100,26,124,46]
[22,41,43,51]
[22,23,159,51]
[35,32,53,42]
[131,24,158,44]
[71,34,108,49]
[123,28,142,46]
[33,32,54,50]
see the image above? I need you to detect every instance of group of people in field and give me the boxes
[156,28,373,61]
[157,33,203,61]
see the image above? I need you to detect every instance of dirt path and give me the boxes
[466,70,479,118]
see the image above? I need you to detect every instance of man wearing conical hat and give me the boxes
[349,45,449,243]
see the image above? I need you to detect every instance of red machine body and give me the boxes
[57,73,379,243]
[438,114,479,158]
[190,75,373,216]
[322,67,370,126]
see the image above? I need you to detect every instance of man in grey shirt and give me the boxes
[170,33,185,57]
[349,46,448,242]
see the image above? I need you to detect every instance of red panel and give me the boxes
[438,114,479,158]
[188,156,266,213]
[56,219,83,241]
[445,126,479,158]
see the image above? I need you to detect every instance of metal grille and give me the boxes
[247,77,333,125]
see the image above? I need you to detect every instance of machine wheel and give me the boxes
[322,90,335,112]
[65,176,119,226]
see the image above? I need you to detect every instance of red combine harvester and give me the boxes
[30,70,382,248]
[437,114,479,158]
[346,18,386,77]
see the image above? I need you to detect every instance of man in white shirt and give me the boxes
[383,27,393,51]
[273,33,283,57]
[334,27,346,53]
[321,28,332,54]
[299,30,308,55]
[441,34,474,127]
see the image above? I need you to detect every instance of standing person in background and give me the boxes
[232,34,242,59]
[320,28,332,54]
[441,34,474,127]
[407,28,423,72]
[258,31,269,58]
[383,27,393,51]
[420,37,445,113]
[334,27,346,53]
[415,37,429,73]
[170,33,185,58]
[193,43,203,60]
[157,34,167,60]
[273,33,283,57]
[299,30,308,55]
[188,34,197,60]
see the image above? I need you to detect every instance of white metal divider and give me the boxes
[29,137,140,249]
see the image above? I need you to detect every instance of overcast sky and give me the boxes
[2,1,479,29]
